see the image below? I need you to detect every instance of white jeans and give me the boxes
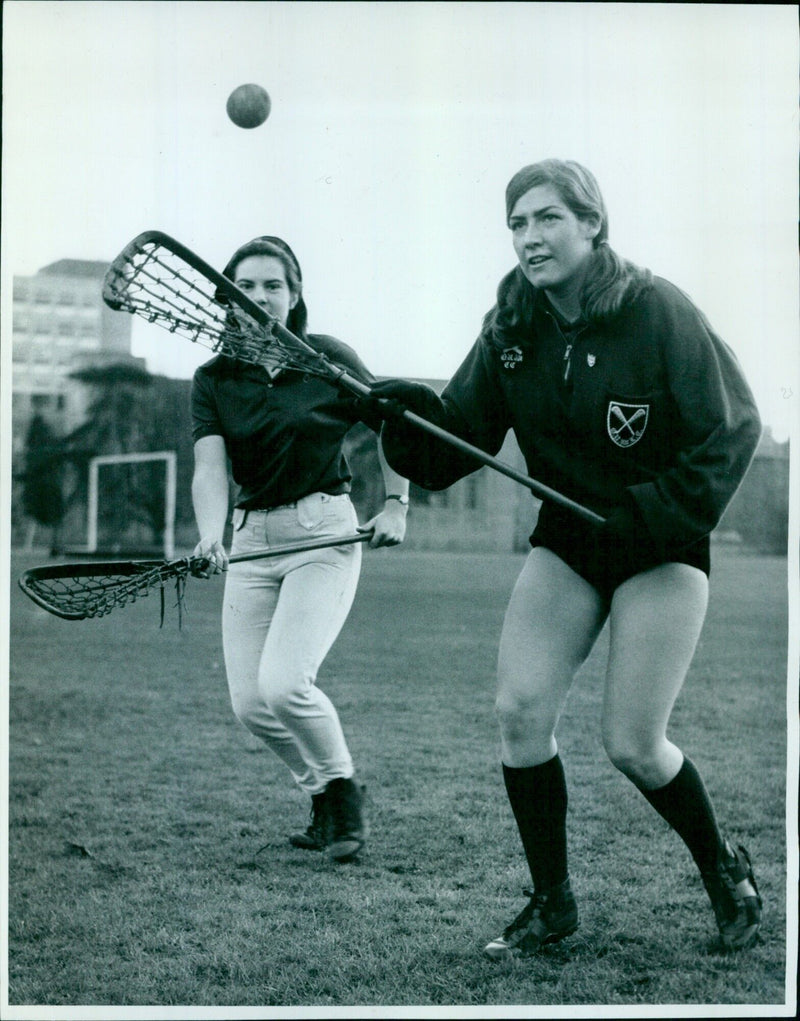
[222,493,362,795]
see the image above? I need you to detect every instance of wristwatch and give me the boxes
[386,494,409,506]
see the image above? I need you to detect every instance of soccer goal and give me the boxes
[86,451,177,558]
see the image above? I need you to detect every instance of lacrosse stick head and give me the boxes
[102,231,327,377]
[102,232,273,365]
[18,558,192,622]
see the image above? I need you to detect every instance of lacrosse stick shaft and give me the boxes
[299,361,605,527]
[393,405,604,526]
[227,530,371,564]
[267,316,603,524]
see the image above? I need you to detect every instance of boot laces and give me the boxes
[506,889,547,937]
[703,844,760,922]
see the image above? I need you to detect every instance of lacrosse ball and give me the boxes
[226,84,271,129]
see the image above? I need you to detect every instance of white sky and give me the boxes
[2,1,798,442]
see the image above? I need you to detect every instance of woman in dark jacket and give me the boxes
[371,160,763,955]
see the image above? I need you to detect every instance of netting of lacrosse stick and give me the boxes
[20,560,190,624]
[102,231,341,378]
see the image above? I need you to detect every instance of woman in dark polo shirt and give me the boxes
[191,235,408,863]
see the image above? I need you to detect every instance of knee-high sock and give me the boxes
[503,755,569,893]
[636,756,725,873]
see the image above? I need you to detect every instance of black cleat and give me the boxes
[484,878,579,960]
[325,777,367,862]
[289,791,330,851]
[701,839,762,951]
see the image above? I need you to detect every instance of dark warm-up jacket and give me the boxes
[381,277,762,551]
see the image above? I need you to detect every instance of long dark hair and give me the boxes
[217,235,309,338]
[486,159,651,346]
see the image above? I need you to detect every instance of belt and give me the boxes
[247,501,297,513]
[247,492,349,514]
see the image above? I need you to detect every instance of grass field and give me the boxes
[5,545,794,1015]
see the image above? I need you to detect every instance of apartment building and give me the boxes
[11,258,143,459]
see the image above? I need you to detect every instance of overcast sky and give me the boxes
[2,1,797,441]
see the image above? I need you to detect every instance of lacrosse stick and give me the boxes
[19,532,371,623]
[102,230,604,526]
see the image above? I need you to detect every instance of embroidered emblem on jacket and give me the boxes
[501,346,524,369]
[607,402,649,448]
[587,354,596,367]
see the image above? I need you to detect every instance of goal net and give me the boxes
[85,451,177,558]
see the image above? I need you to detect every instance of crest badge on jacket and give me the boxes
[607,402,649,448]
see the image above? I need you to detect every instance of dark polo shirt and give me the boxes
[191,333,378,510]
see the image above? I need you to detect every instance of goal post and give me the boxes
[86,451,177,558]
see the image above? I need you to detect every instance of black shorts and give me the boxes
[530,502,710,605]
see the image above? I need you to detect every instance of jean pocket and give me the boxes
[296,493,325,530]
